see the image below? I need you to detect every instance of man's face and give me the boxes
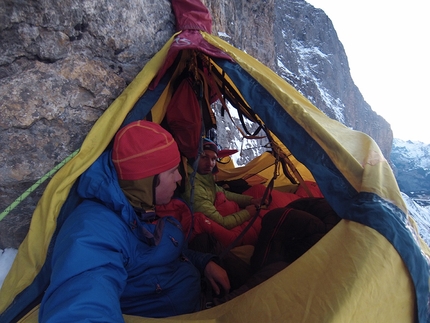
[155,165,182,205]
[197,150,217,175]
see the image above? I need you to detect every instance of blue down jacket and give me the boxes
[39,151,214,322]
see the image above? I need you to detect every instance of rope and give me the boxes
[0,149,80,222]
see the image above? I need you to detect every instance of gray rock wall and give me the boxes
[273,0,392,157]
[0,0,174,248]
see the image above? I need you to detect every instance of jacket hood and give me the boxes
[77,150,181,246]
[118,177,156,212]
[77,150,136,224]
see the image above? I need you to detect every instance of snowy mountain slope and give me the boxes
[391,139,430,196]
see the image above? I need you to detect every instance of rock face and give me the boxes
[272,0,392,157]
[0,0,392,248]
[0,0,175,248]
[205,0,277,71]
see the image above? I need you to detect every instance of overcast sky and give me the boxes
[306,0,429,144]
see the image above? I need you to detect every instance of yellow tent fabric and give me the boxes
[0,29,428,323]
[13,221,417,323]
[203,33,407,214]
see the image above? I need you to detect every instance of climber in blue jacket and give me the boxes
[39,120,230,322]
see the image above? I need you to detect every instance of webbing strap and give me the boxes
[0,149,80,222]
[205,65,265,140]
[280,152,313,197]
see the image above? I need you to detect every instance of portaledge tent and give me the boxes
[0,0,429,322]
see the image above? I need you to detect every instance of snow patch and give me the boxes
[0,248,18,289]
[402,193,430,248]
[217,31,231,38]
[280,36,345,123]
[277,57,294,76]
[393,138,430,171]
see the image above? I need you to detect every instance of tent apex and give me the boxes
[171,0,212,33]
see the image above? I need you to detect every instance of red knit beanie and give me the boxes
[112,120,180,180]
